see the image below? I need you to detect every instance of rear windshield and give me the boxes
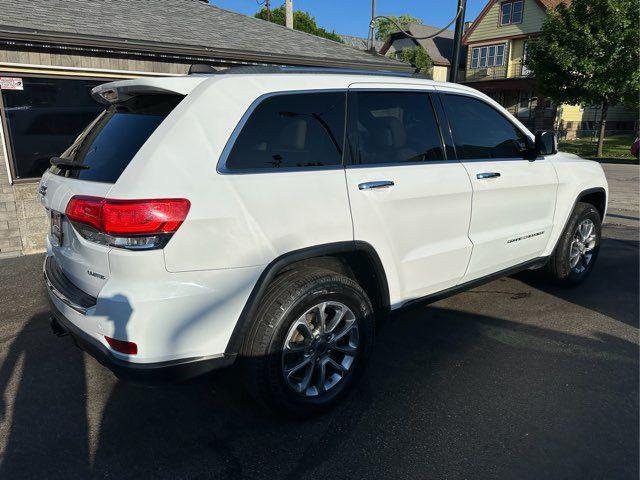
[50,94,183,183]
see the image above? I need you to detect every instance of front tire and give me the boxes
[546,202,601,286]
[241,267,374,417]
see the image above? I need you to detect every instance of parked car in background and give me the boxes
[42,67,608,416]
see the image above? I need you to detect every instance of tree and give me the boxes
[526,0,639,157]
[255,5,343,43]
[396,47,433,77]
[374,14,422,42]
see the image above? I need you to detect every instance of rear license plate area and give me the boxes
[50,210,63,246]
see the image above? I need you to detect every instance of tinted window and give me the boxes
[226,92,345,170]
[0,77,104,179]
[443,94,529,159]
[52,94,182,183]
[347,91,444,165]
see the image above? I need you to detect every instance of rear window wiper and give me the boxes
[50,157,90,170]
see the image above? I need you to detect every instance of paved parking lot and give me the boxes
[0,164,637,480]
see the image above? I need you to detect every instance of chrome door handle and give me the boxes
[358,180,394,190]
[476,172,501,179]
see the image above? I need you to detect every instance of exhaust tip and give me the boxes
[50,316,69,337]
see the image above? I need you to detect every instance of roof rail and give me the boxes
[187,64,419,78]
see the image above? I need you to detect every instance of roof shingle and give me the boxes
[0,0,407,70]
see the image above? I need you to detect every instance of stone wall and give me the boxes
[13,183,47,255]
[0,136,23,258]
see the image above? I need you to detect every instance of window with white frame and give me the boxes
[471,44,506,68]
[500,0,523,26]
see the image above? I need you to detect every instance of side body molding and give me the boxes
[224,241,390,355]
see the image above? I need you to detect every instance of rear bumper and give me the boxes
[44,256,236,385]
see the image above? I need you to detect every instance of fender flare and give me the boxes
[549,186,607,254]
[224,240,390,355]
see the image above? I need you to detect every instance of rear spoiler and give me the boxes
[91,77,208,105]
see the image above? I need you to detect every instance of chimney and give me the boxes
[285,0,293,29]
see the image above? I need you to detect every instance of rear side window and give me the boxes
[443,94,529,159]
[347,91,444,165]
[225,92,345,170]
[51,94,182,182]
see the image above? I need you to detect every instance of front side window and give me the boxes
[347,91,444,165]
[0,76,104,179]
[501,0,523,25]
[226,92,345,170]
[471,44,506,68]
[443,94,529,159]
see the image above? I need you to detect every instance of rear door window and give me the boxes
[51,94,183,183]
[225,92,345,170]
[346,91,445,165]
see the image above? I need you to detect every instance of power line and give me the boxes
[367,4,464,51]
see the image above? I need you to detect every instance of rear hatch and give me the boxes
[40,80,195,298]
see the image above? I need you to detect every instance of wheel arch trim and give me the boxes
[547,186,607,256]
[577,187,607,219]
[224,241,390,355]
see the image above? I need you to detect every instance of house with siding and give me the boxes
[379,24,465,82]
[0,0,408,257]
[462,0,637,136]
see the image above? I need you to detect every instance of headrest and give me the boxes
[279,119,307,149]
[370,117,407,148]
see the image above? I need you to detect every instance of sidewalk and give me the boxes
[602,163,639,229]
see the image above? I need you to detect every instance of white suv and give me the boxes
[42,67,608,416]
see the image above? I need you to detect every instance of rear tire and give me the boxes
[241,267,374,418]
[546,202,601,286]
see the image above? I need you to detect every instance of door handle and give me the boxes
[358,180,395,190]
[476,172,501,179]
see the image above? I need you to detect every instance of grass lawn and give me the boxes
[559,134,637,161]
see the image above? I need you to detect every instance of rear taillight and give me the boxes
[66,196,190,250]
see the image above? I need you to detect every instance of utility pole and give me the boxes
[266,0,271,22]
[285,0,293,29]
[448,0,467,83]
[368,0,377,51]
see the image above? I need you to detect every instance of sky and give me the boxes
[208,0,488,38]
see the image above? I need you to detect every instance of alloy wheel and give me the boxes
[281,301,359,397]
[569,219,597,274]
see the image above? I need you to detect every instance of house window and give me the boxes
[471,44,506,68]
[500,0,523,26]
[518,90,532,108]
[0,76,105,180]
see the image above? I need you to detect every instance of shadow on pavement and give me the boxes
[516,236,639,327]
[0,312,90,478]
[0,300,637,479]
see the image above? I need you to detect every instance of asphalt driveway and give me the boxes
[0,164,637,480]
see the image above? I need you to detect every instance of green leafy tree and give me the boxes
[395,47,433,77]
[374,14,422,42]
[526,0,639,157]
[255,5,343,43]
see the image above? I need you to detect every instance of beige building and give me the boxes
[461,0,638,136]
[0,0,408,258]
[379,24,465,82]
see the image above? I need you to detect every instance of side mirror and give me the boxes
[535,130,558,156]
